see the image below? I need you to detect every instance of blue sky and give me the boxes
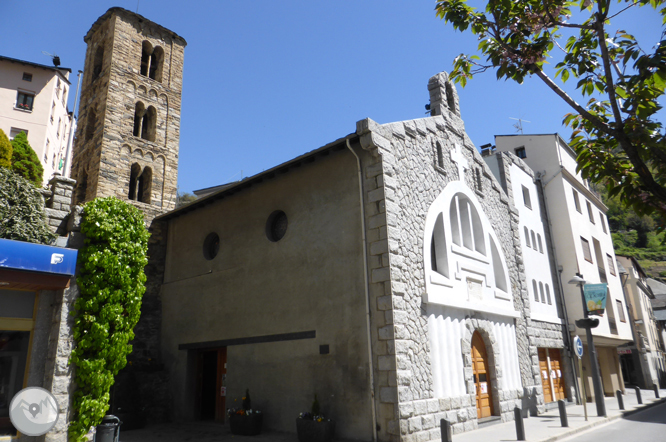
[2,1,663,193]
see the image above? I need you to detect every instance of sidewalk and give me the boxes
[118,388,666,442]
[453,387,666,442]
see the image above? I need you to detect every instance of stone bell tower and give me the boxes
[71,7,186,220]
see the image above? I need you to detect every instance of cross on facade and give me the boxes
[450,143,469,181]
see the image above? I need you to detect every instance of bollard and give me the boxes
[440,418,452,442]
[616,390,624,410]
[654,384,660,399]
[635,386,643,405]
[514,407,526,441]
[558,400,568,427]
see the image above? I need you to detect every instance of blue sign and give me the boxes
[583,283,608,316]
[573,335,584,359]
[0,238,77,276]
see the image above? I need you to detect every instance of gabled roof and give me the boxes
[0,55,72,80]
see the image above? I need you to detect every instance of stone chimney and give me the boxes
[428,71,461,118]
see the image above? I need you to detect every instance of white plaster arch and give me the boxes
[423,181,515,317]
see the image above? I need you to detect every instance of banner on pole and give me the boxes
[584,283,608,316]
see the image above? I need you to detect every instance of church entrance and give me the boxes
[471,331,494,418]
[195,347,227,422]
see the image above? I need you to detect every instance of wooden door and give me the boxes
[538,348,553,403]
[195,347,227,422]
[548,349,566,401]
[471,332,494,418]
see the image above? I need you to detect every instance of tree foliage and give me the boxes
[0,129,12,169]
[436,0,666,217]
[69,197,150,442]
[0,167,55,244]
[11,131,43,187]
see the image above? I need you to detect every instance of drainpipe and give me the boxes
[536,171,581,404]
[62,70,82,178]
[346,138,378,442]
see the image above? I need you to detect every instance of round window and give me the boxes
[266,210,288,242]
[203,232,220,260]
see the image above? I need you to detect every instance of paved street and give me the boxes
[117,388,666,442]
[559,401,666,442]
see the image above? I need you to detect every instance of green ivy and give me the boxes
[0,167,55,244]
[69,197,150,442]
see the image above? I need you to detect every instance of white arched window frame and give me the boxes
[424,182,515,316]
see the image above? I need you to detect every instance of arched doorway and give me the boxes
[471,331,494,418]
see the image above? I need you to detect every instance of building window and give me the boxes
[522,185,532,209]
[93,45,104,79]
[573,189,581,213]
[266,210,288,242]
[533,280,539,302]
[515,146,526,159]
[62,87,67,105]
[531,230,537,250]
[475,169,483,192]
[586,201,595,224]
[56,78,61,98]
[524,226,531,248]
[203,233,220,260]
[22,72,32,82]
[16,91,34,111]
[581,237,593,262]
[539,282,545,303]
[545,284,552,305]
[9,128,28,140]
[617,300,626,322]
[607,254,616,276]
[133,102,157,142]
[85,109,97,142]
[537,234,543,253]
[436,141,444,168]
[128,163,152,204]
[57,118,61,137]
[600,212,607,234]
[449,192,486,255]
[50,102,55,123]
[140,41,164,82]
[431,213,449,278]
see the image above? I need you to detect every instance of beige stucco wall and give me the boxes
[160,148,374,440]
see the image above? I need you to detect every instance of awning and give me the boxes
[0,238,77,290]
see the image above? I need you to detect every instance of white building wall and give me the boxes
[508,163,559,324]
[0,57,72,184]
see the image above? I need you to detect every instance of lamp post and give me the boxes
[568,274,607,417]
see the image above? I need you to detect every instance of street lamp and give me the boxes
[568,274,607,417]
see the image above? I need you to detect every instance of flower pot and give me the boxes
[229,413,263,436]
[296,418,335,442]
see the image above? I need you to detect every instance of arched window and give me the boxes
[531,230,537,250]
[532,280,539,302]
[140,41,164,82]
[436,141,444,168]
[524,227,531,248]
[489,236,507,292]
[449,193,485,255]
[431,213,449,278]
[539,282,545,303]
[92,45,104,79]
[545,284,552,305]
[85,109,96,142]
[537,234,543,253]
[133,103,156,142]
[128,163,152,204]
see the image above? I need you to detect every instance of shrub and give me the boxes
[68,197,150,442]
[0,129,12,169]
[0,167,55,244]
[11,131,43,186]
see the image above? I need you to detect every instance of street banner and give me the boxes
[584,283,608,316]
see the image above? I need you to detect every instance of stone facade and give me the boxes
[70,7,186,219]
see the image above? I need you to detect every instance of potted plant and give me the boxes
[228,389,263,436]
[296,394,335,442]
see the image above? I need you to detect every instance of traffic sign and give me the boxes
[573,335,584,359]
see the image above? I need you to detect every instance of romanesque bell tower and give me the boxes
[71,7,186,219]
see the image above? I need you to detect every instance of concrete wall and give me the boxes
[0,58,72,183]
[160,148,374,440]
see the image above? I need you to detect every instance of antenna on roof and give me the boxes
[509,117,531,134]
[41,51,60,67]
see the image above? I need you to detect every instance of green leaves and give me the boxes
[68,197,150,442]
